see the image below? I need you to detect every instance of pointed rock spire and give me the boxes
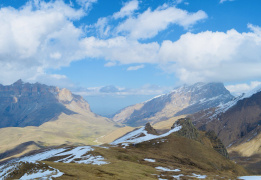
[145,123,158,135]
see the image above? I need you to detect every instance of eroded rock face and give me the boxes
[0,80,91,128]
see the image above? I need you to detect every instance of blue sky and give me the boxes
[1,0,261,116]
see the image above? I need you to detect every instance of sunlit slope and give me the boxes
[0,113,118,157]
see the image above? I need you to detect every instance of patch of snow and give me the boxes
[73,155,109,165]
[238,176,261,180]
[213,85,261,118]
[20,148,67,163]
[55,146,93,163]
[189,173,207,179]
[144,158,156,162]
[155,166,181,172]
[0,146,109,180]
[20,168,63,180]
[0,164,18,179]
[172,174,184,180]
[111,124,182,146]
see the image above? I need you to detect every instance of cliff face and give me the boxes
[0,80,92,128]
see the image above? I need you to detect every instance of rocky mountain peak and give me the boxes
[113,82,233,127]
[145,123,158,135]
[13,79,24,85]
[0,80,92,128]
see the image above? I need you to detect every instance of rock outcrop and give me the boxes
[172,118,200,141]
[144,123,158,135]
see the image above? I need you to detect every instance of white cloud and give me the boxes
[226,81,261,96]
[2,0,260,89]
[76,0,97,10]
[113,0,139,19]
[81,36,160,64]
[220,0,234,3]
[104,61,117,67]
[0,0,85,85]
[94,17,111,38]
[50,52,62,59]
[116,5,207,39]
[127,64,144,71]
[158,25,261,84]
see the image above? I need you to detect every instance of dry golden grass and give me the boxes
[39,135,247,180]
[228,133,261,174]
[0,112,119,161]
[97,126,135,144]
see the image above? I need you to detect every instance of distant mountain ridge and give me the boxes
[0,79,93,128]
[113,82,234,127]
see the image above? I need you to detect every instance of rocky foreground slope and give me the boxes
[0,118,248,180]
[113,82,233,127]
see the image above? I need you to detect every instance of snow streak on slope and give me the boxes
[213,84,261,118]
[111,124,182,146]
[0,146,108,180]
[21,146,108,165]
[20,168,63,180]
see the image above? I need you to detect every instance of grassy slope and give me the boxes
[37,133,247,179]
[228,133,261,174]
[0,113,118,161]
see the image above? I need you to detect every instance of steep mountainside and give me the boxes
[189,87,261,174]
[113,82,233,127]
[0,118,248,180]
[0,80,119,161]
[0,79,92,128]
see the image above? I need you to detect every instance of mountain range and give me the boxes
[0,80,261,178]
[113,82,234,127]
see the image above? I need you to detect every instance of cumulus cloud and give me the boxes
[127,64,144,71]
[113,0,139,19]
[116,5,207,39]
[0,0,85,84]
[226,81,261,96]
[2,0,260,89]
[158,25,261,83]
[80,36,160,64]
